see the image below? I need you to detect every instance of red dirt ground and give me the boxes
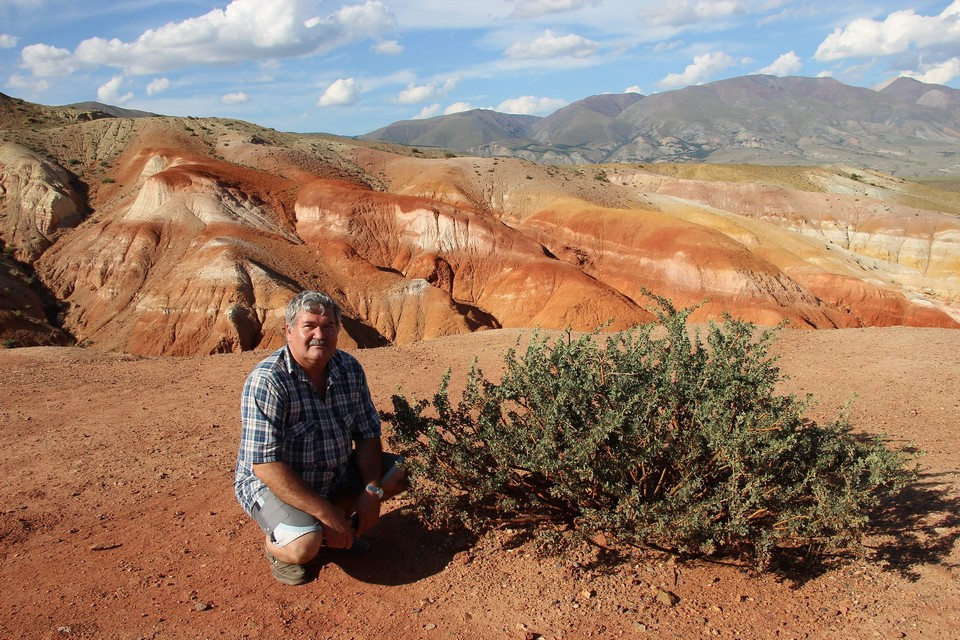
[1,326,958,640]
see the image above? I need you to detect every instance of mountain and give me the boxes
[365,75,960,176]
[65,101,158,119]
[877,76,960,110]
[361,109,539,149]
[1,91,958,354]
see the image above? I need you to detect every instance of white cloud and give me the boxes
[97,75,134,105]
[221,91,249,104]
[146,77,170,95]
[444,101,476,114]
[758,51,802,76]
[317,77,360,106]
[625,85,643,94]
[371,39,403,55]
[414,103,443,119]
[647,0,747,27]
[496,95,567,115]
[657,51,739,88]
[19,43,83,77]
[816,70,834,78]
[505,29,598,59]
[815,3,960,62]
[509,0,600,19]
[5,74,49,93]
[397,78,456,104]
[23,0,396,76]
[902,57,960,85]
[653,40,683,54]
[0,34,19,49]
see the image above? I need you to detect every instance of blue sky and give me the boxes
[2,1,959,136]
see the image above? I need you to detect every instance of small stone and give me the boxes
[89,543,122,551]
[194,601,212,612]
[655,589,680,607]
[424,623,437,630]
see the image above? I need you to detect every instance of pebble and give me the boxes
[424,623,436,630]
[655,589,680,607]
[194,602,212,612]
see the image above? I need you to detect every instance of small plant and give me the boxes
[386,296,916,569]
[595,169,610,182]
[101,177,116,184]
[1,339,18,349]
[443,151,457,158]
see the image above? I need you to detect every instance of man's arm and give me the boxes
[352,436,383,536]
[253,461,355,549]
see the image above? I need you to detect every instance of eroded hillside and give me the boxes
[1,94,958,354]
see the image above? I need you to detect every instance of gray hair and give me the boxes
[284,290,342,328]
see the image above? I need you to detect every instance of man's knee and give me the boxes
[269,531,324,565]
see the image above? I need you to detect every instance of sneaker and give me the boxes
[264,548,310,586]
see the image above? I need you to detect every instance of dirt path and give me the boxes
[1,326,958,639]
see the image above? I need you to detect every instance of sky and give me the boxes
[1,0,959,136]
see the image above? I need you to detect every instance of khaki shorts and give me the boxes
[252,452,403,547]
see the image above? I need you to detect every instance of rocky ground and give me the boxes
[1,326,958,640]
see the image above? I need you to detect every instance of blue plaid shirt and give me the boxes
[234,345,381,516]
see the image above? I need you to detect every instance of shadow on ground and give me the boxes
[323,506,475,586]
[867,472,960,581]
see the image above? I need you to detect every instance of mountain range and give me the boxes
[362,75,960,177]
[1,83,959,355]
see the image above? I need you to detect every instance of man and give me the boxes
[235,290,406,585]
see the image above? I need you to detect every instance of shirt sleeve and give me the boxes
[239,369,286,465]
[351,364,382,442]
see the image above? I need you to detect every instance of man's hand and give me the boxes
[316,507,355,549]
[353,490,381,537]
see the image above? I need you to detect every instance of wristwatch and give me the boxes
[364,483,384,499]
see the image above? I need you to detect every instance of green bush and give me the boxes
[386,298,916,568]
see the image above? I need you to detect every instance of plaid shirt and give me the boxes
[234,345,381,516]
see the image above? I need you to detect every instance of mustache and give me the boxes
[309,338,327,347]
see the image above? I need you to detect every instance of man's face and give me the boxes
[285,310,339,372]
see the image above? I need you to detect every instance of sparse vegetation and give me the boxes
[387,297,917,569]
[101,177,116,184]
[0,339,18,349]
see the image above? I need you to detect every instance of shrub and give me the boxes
[386,297,916,568]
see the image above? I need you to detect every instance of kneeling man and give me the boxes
[235,290,406,585]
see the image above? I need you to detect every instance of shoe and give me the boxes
[264,548,310,586]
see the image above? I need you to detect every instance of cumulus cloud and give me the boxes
[657,51,740,88]
[647,0,747,27]
[146,77,170,95]
[5,74,49,93]
[317,77,360,106]
[396,78,456,104]
[0,34,19,49]
[444,101,476,114]
[221,91,249,104]
[415,103,443,119]
[371,39,403,55]
[20,43,83,77]
[902,57,960,85]
[505,29,598,59]
[815,3,960,62]
[97,75,134,105]
[22,0,396,76]
[496,95,567,115]
[625,85,643,94]
[758,51,802,76]
[509,0,600,19]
